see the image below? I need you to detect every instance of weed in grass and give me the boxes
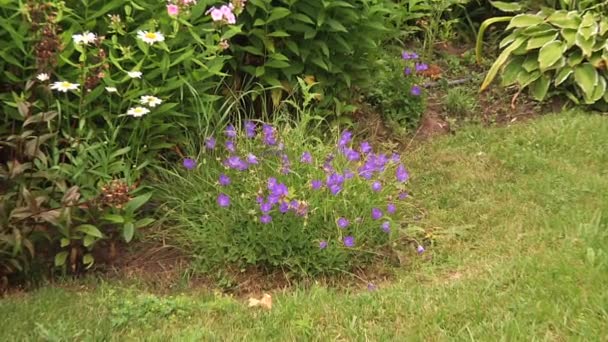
[442,86,478,119]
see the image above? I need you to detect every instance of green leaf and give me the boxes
[134,218,155,228]
[83,253,94,268]
[481,36,526,91]
[489,1,523,12]
[529,74,551,101]
[507,14,545,30]
[567,49,584,66]
[83,235,96,248]
[103,214,125,224]
[54,251,68,267]
[590,76,606,104]
[501,57,525,86]
[555,66,573,86]
[522,54,539,72]
[76,224,103,238]
[123,222,135,243]
[267,7,291,23]
[60,238,70,248]
[265,59,290,68]
[547,11,580,29]
[325,19,347,32]
[560,28,577,48]
[526,33,558,50]
[517,69,541,87]
[575,33,595,57]
[124,193,152,214]
[538,41,566,70]
[573,63,599,100]
[267,30,290,37]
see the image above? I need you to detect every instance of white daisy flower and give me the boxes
[50,81,79,92]
[36,73,50,81]
[137,30,165,45]
[127,71,142,78]
[127,106,150,117]
[139,95,162,107]
[72,32,97,45]
[105,87,118,93]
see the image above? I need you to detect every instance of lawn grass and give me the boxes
[2,111,607,341]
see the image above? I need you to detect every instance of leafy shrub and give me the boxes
[1,0,237,278]
[230,0,393,107]
[365,50,426,130]
[477,2,608,106]
[156,101,418,277]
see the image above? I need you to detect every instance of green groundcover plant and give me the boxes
[156,117,424,277]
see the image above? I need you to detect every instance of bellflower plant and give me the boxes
[158,121,415,277]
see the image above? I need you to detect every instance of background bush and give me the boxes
[229,0,393,109]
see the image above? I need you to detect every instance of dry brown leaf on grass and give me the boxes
[248,293,272,310]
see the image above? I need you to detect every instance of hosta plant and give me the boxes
[478,5,608,105]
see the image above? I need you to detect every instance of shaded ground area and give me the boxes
[1,111,607,340]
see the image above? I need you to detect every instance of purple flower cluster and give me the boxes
[401,50,426,97]
[183,121,415,260]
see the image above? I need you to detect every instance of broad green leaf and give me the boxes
[501,57,525,86]
[489,1,523,12]
[529,74,551,101]
[538,41,566,70]
[575,33,595,57]
[522,24,556,37]
[547,11,580,29]
[522,54,540,72]
[600,17,608,35]
[54,251,68,267]
[103,214,125,224]
[578,18,599,41]
[266,7,291,23]
[60,238,70,248]
[526,32,558,50]
[567,49,584,66]
[560,28,577,48]
[123,222,135,243]
[517,69,541,87]
[76,224,103,238]
[573,63,599,100]
[481,36,526,91]
[590,76,606,103]
[507,14,545,30]
[555,65,573,86]
[124,193,152,214]
[500,31,519,48]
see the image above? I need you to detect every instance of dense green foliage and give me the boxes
[231,0,392,107]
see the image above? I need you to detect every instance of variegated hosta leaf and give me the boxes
[574,63,599,101]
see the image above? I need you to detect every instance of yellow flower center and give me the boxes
[61,82,71,88]
[145,32,157,40]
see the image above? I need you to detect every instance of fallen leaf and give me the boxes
[248,293,272,310]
